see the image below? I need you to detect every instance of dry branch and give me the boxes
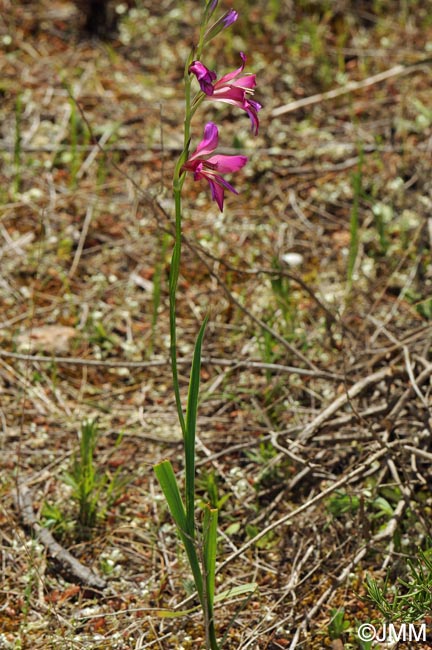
[271,60,432,117]
[15,483,106,590]
[296,366,394,443]
[0,348,340,380]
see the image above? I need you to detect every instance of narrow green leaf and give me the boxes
[214,583,258,604]
[203,505,220,648]
[153,460,187,530]
[185,316,208,534]
[154,460,204,603]
[156,605,200,618]
[347,145,363,287]
[203,506,218,611]
[219,587,257,649]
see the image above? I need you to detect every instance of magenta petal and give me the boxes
[231,74,257,90]
[189,61,216,95]
[247,110,259,135]
[217,52,246,85]
[191,161,205,181]
[210,174,240,195]
[245,99,262,134]
[248,99,262,112]
[189,122,219,160]
[181,159,198,174]
[210,98,245,111]
[208,179,225,211]
[189,61,214,79]
[208,154,248,174]
[212,86,246,103]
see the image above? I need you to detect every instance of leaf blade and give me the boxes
[184,316,208,535]
[154,459,204,603]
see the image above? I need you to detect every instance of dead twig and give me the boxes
[271,59,432,118]
[386,363,432,423]
[403,347,429,408]
[14,482,106,590]
[296,366,395,443]
[68,203,95,278]
[0,348,341,380]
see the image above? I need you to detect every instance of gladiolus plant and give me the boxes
[153,2,260,647]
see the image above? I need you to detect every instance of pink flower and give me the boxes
[182,122,248,211]
[190,53,261,135]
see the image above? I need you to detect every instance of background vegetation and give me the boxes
[0,0,431,648]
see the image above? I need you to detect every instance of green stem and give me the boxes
[169,185,186,437]
[170,65,193,437]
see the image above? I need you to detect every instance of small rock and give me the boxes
[17,325,77,354]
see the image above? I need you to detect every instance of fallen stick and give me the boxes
[15,482,106,590]
[0,348,339,380]
[296,366,394,443]
[271,59,432,118]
